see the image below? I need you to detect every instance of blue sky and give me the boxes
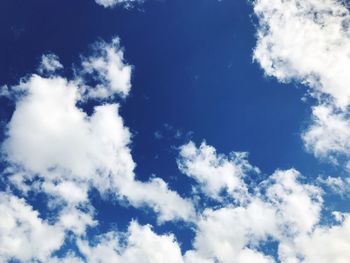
[1,0,350,262]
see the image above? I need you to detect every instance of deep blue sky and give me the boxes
[0,0,326,172]
[0,0,343,255]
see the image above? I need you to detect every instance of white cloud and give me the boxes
[0,192,65,262]
[38,53,63,74]
[81,37,132,99]
[254,0,350,109]
[178,141,257,201]
[188,200,277,263]
[1,129,349,262]
[2,6,350,259]
[318,176,350,197]
[95,0,141,8]
[265,169,322,236]
[78,221,185,263]
[184,165,322,263]
[180,144,348,263]
[48,254,84,263]
[42,180,89,204]
[71,161,343,263]
[118,178,196,223]
[253,0,350,165]
[302,104,350,163]
[3,38,194,225]
[283,215,350,263]
[58,206,97,236]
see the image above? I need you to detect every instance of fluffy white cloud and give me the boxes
[0,192,65,262]
[187,200,277,263]
[118,177,195,223]
[254,0,350,108]
[292,216,350,263]
[90,153,345,263]
[37,53,63,74]
[78,221,184,263]
[178,141,257,201]
[184,166,322,263]
[3,4,350,259]
[253,0,350,165]
[265,169,322,236]
[58,206,96,236]
[3,38,194,225]
[302,104,350,163]
[95,0,141,8]
[0,37,196,262]
[81,38,132,99]
[2,128,349,263]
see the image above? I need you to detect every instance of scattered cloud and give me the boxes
[80,38,132,99]
[178,141,257,201]
[2,0,350,261]
[95,0,142,8]
[302,104,350,164]
[0,37,195,261]
[318,176,350,197]
[37,53,63,75]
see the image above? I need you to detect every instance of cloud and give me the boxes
[118,178,196,223]
[37,53,63,75]
[80,38,132,99]
[253,0,350,166]
[69,151,349,263]
[178,141,257,201]
[317,176,350,197]
[184,167,322,263]
[292,216,350,263]
[302,104,350,163]
[0,192,65,262]
[2,38,194,228]
[95,0,142,8]
[2,121,350,263]
[253,0,350,108]
[2,3,350,259]
[78,221,184,263]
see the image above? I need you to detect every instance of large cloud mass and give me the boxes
[0,37,196,262]
[254,0,350,168]
[2,0,350,261]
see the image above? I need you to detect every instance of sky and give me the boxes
[1,0,350,262]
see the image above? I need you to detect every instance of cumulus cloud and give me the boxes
[302,104,350,163]
[254,0,350,108]
[0,190,95,262]
[253,0,350,165]
[3,1,350,259]
[81,38,132,99]
[78,221,184,263]
[292,216,350,263]
[184,167,323,263]
[2,122,350,263]
[2,36,195,257]
[2,37,194,232]
[95,0,142,8]
[37,53,63,75]
[178,141,257,201]
[0,36,197,261]
[0,192,65,262]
